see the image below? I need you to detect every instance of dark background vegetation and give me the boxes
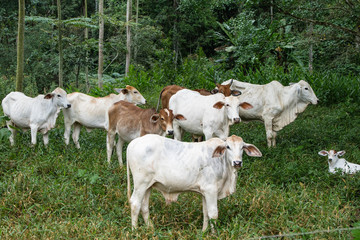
[0,0,359,238]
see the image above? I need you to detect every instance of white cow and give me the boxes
[63,85,146,148]
[222,79,318,147]
[169,89,252,141]
[2,88,71,146]
[318,150,360,174]
[127,134,262,231]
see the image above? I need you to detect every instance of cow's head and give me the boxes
[318,150,345,167]
[212,135,262,168]
[213,96,253,124]
[211,79,242,96]
[46,87,71,109]
[115,85,146,105]
[293,80,318,105]
[150,108,186,136]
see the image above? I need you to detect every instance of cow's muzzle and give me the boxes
[167,130,174,135]
[66,104,71,108]
[233,161,242,168]
[233,118,240,123]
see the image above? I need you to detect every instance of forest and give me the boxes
[0,0,360,239]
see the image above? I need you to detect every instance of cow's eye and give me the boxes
[161,117,164,121]
[304,87,309,90]
[226,146,230,149]
[134,91,138,94]
[57,94,61,97]
[226,104,230,107]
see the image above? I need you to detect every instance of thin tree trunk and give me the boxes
[134,0,139,62]
[16,0,25,92]
[125,0,132,76]
[270,0,273,23]
[308,22,313,73]
[84,0,90,92]
[57,0,63,88]
[98,0,104,88]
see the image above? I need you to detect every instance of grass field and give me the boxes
[1,99,360,239]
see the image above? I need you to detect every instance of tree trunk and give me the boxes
[98,0,104,88]
[16,0,25,92]
[57,0,63,88]
[308,22,313,73]
[133,0,139,62]
[125,0,132,76]
[84,0,90,92]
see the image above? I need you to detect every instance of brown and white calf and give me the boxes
[106,100,185,166]
[63,85,146,148]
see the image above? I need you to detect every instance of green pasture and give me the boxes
[1,90,359,239]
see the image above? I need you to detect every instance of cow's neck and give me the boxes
[217,157,238,200]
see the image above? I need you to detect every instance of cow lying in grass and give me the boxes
[318,150,360,174]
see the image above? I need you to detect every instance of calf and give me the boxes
[127,134,262,231]
[1,88,71,146]
[169,89,252,141]
[106,101,185,166]
[63,85,146,148]
[318,150,360,174]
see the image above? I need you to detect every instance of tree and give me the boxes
[98,0,104,88]
[84,0,90,92]
[125,0,132,76]
[16,0,25,92]
[57,0,63,88]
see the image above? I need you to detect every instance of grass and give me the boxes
[0,98,360,239]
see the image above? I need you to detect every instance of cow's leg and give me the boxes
[115,138,124,167]
[141,188,152,226]
[264,117,274,147]
[272,131,277,147]
[72,122,81,148]
[202,196,209,231]
[6,121,16,146]
[64,120,73,146]
[173,122,183,141]
[204,192,218,232]
[130,185,148,229]
[106,131,116,164]
[29,124,38,145]
[43,132,49,146]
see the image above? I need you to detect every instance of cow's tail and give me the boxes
[126,151,131,202]
[156,87,166,112]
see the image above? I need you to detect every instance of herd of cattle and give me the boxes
[2,79,359,231]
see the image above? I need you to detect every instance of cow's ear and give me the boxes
[213,101,225,109]
[212,145,226,158]
[318,150,328,156]
[150,114,160,123]
[174,114,186,121]
[338,150,346,157]
[231,90,241,96]
[239,102,253,109]
[243,143,262,157]
[44,93,54,99]
[210,88,219,94]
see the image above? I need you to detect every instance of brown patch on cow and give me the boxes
[216,83,232,96]
[213,101,225,109]
[44,93,53,99]
[212,146,226,158]
[160,85,185,109]
[174,114,186,121]
[125,85,136,91]
[227,135,243,143]
[194,89,211,95]
[239,102,253,110]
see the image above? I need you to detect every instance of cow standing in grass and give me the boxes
[127,134,262,231]
[222,79,318,147]
[2,88,71,146]
[63,85,146,148]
